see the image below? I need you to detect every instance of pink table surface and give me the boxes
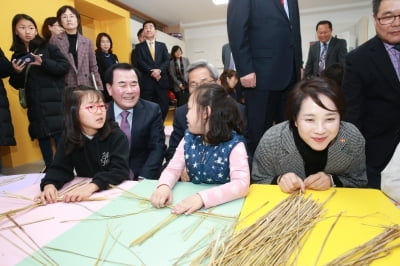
[0,175,136,265]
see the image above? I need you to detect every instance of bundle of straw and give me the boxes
[326,225,400,265]
[196,192,327,265]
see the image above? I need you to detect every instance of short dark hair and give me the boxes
[372,0,381,16]
[95,32,113,53]
[56,5,81,30]
[316,20,332,31]
[286,78,346,127]
[143,20,156,28]
[62,85,111,154]
[104,63,140,85]
[41,17,58,40]
[10,14,44,52]
[137,28,143,38]
[320,63,344,89]
[191,83,244,145]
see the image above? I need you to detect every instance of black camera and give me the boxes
[17,54,35,63]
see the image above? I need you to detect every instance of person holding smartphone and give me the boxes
[9,13,69,172]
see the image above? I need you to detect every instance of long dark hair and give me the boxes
[41,17,58,41]
[191,83,244,145]
[219,69,238,94]
[62,85,112,154]
[10,14,44,53]
[170,45,182,60]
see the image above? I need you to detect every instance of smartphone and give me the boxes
[17,54,35,63]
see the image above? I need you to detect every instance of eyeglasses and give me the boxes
[188,79,215,90]
[377,14,400,25]
[82,104,108,113]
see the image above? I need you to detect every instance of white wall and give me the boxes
[179,2,372,73]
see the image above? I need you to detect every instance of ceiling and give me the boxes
[114,0,369,27]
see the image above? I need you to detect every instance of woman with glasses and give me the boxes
[9,14,69,172]
[50,5,103,90]
[37,85,130,204]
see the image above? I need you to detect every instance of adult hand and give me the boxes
[278,172,305,193]
[36,184,58,205]
[150,69,162,81]
[240,72,256,88]
[304,172,332,190]
[150,184,172,208]
[171,193,203,215]
[63,183,99,203]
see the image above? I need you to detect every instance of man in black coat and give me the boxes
[227,0,302,156]
[304,20,347,78]
[342,0,400,188]
[134,21,170,121]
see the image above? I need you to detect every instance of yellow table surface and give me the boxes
[237,185,400,265]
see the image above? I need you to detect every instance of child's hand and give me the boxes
[180,167,190,182]
[151,184,172,208]
[63,183,99,203]
[171,194,204,215]
[36,184,58,205]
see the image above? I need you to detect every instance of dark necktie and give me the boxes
[318,43,328,74]
[394,44,400,51]
[120,111,135,180]
[120,111,131,143]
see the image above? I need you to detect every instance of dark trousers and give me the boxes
[366,165,382,189]
[141,86,169,121]
[244,88,291,157]
[38,134,60,167]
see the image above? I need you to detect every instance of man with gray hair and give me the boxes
[164,60,219,162]
[342,0,400,188]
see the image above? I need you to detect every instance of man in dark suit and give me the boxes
[342,0,400,189]
[105,63,165,180]
[304,20,347,78]
[134,21,170,121]
[227,0,302,156]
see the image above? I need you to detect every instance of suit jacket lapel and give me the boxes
[130,99,146,145]
[58,33,77,73]
[76,34,86,71]
[370,36,400,90]
[276,0,289,22]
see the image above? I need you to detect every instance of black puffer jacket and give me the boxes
[9,43,69,140]
[0,48,16,146]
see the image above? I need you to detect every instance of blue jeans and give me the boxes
[38,135,60,167]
